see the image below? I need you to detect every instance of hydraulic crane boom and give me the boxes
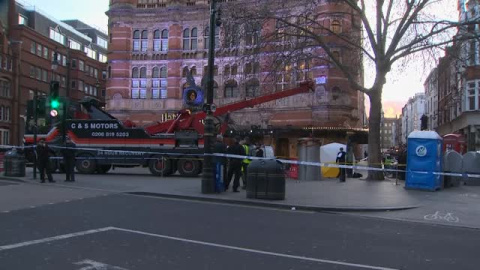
[144,81,314,135]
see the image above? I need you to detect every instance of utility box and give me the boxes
[406,131,443,191]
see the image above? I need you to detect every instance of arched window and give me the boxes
[153,30,161,51]
[246,79,260,97]
[224,65,230,77]
[153,66,168,99]
[231,65,238,76]
[132,67,139,78]
[191,66,197,76]
[245,63,252,74]
[253,62,260,74]
[183,28,190,50]
[246,23,261,46]
[161,29,168,51]
[182,66,189,77]
[140,67,147,78]
[332,51,342,64]
[204,26,220,49]
[191,28,198,50]
[224,80,239,98]
[141,30,148,51]
[133,30,140,51]
[152,67,160,78]
[331,20,342,34]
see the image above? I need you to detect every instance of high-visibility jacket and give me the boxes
[242,145,251,164]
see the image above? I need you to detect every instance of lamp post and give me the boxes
[202,0,220,194]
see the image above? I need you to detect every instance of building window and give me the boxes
[43,47,49,59]
[466,80,480,111]
[85,47,97,59]
[71,59,77,68]
[204,26,220,49]
[182,67,189,77]
[246,79,260,97]
[42,70,48,82]
[5,107,10,122]
[153,30,161,51]
[183,28,190,50]
[224,80,239,98]
[0,80,11,97]
[331,20,342,34]
[276,63,292,91]
[141,30,148,52]
[191,28,198,50]
[296,59,312,81]
[79,60,84,71]
[97,37,108,49]
[36,44,42,57]
[245,23,261,46]
[0,129,9,145]
[18,15,27,25]
[49,28,65,44]
[161,29,168,51]
[99,53,107,63]
[140,67,147,78]
[231,65,238,76]
[133,30,141,51]
[78,80,84,91]
[69,39,81,50]
[152,66,167,99]
[30,42,36,54]
[108,66,112,78]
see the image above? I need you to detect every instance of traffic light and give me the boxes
[49,81,60,117]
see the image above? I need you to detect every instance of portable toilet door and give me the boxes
[406,131,443,191]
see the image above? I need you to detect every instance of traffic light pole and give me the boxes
[32,89,38,180]
[201,0,217,194]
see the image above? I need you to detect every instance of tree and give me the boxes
[224,0,478,180]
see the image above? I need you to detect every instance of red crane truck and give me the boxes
[24,81,313,177]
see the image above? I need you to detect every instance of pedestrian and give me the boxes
[225,137,244,192]
[255,142,264,158]
[336,147,346,182]
[213,134,227,192]
[36,139,55,183]
[364,150,368,158]
[241,137,253,189]
[63,137,76,182]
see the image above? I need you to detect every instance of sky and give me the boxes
[18,0,457,118]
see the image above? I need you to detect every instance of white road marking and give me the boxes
[112,227,399,270]
[0,227,114,252]
[74,259,128,270]
[0,226,398,270]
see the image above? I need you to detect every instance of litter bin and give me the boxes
[4,148,26,177]
[246,159,285,200]
[443,150,462,188]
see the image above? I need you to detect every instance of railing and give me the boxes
[105,98,182,111]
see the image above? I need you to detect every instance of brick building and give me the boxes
[7,1,108,143]
[106,0,366,158]
[0,0,16,146]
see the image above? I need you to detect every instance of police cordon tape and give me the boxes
[2,144,479,179]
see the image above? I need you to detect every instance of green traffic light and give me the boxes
[51,99,60,109]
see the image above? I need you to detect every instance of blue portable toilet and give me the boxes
[406,131,443,191]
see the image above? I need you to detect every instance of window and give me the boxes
[5,107,10,122]
[191,28,198,50]
[132,67,139,78]
[36,44,42,57]
[296,59,312,81]
[0,106,3,121]
[152,66,167,99]
[78,80,84,91]
[276,63,292,91]
[331,20,342,34]
[153,30,161,51]
[224,65,230,77]
[35,67,41,81]
[224,80,239,98]
[71,80,77,89]
[18,15,27,25]
[94,69,98,79]
[79,60,84,71]
[140,67,147,78]
[97,37,108,48]
[49,28,65,44]
[246,23,261,46]
[141,30,148,52]
[182,66,189,77]
[43,47,49,59]
[0,80,11,97]
[204,26,220,49]
[42,70,48,82]
[69,39,81,50]
[0,129,9,145]
[246,79,260,97]
[154,29,168,52]
[224,24,239,48]
[183,28,190,50]
[133,30,141,51]
[466,80,480,111]
[161,29,168,52]
[231,65,238,76]
[108,66,112,78]
[29,66,35,78]
[85,47,97,59]
[30,42,36,54]
[71,59,77,68]
[98,53,107,63]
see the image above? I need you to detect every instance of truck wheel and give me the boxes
[76,154,97,174]
[178,159,201,177]
[149,156,172,176]
[97,165,112,174]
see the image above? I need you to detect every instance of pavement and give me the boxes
[1,167,480,229]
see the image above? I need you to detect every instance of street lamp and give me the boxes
[202,0,220,194]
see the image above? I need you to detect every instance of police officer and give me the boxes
[36,139,55,183]
[241,137,253,189]
[63,137,76,182]
[225,137,244,192]
[336,147,347,182]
